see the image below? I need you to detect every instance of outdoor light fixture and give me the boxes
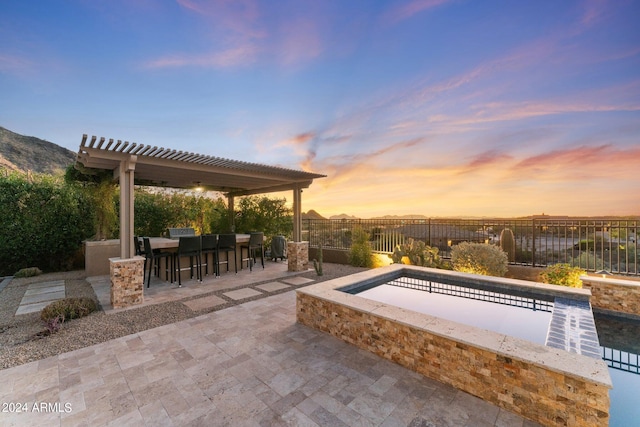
[595,269,611,278]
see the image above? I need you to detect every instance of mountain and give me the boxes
[372,214,429,220]
[302,209,327,220]
[0,126,76,174]
[330,213,360,220]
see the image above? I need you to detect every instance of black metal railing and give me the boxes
[303,218,639,276]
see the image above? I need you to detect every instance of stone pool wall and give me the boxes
[296,265,611,427]
[582,275,640,320]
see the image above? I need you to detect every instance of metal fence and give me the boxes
[303,218,639,276]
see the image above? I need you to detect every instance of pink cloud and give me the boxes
[512,145,640,179]
[384,0,453,25]
[144,44,259,69]
[0,53,34,74]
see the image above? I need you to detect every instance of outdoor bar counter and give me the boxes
[85,234,259,277]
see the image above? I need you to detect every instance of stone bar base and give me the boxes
[110,256,144,308]
[287,241,308,272]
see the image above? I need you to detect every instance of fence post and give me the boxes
[532,219,536,268]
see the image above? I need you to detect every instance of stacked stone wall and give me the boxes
[287,241,309,272]
[296,292,609,427]
[582,276,640,319]
[109,257,144,308]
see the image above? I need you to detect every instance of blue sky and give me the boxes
[2,0,639,217]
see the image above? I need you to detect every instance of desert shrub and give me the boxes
[41,297,98,324]
[392,239,444,268]
[14,267,43,278]
[569,252,605,271]
[499,228,516,262]
[451,242,508,277]
[348,228,374,268]
[540,263,585,288]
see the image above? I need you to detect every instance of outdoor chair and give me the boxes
[217,234,238,274]
[201,234,219,276]
[142,237,173,288]
[134,236,145,256]
[241,232,264,271]
[174,236,202,287]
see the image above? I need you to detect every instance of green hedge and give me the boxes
[0,171,294,276]
[0,172,95,275]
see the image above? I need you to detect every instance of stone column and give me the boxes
[287,241,309,272]
[110,256,144,308]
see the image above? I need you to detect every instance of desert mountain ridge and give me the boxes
[0,126,76,174]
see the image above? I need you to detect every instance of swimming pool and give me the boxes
[297,264,612,427]
[345,276,554,345]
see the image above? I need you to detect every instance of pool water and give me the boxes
[594,313,640,427]
[353,278,553,345]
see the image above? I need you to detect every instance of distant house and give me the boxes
[395,224,487,251]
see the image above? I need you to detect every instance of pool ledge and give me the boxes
[297,264,612,427]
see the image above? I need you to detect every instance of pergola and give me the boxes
[75,134,325,259]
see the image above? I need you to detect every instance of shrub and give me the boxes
[392,239,444,268]
[14,267,43,278]
[348,228,374,268]
[451,242,508,277]
[499,228,516,262]
[0,172,94,275]
[41,297,98,324]
[540,263,585,288]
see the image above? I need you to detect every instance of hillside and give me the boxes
[0,126,76,174]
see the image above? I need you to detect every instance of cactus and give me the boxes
[499,228,516,262]
[313,243,323,276]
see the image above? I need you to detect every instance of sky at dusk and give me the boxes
[1,0,639,218]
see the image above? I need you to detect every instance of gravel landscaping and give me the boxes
[0,263,366,370]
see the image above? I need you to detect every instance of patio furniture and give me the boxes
[174,236,202,287]
[134,236,145,256]
[241,232,265,271]
[271,235,286,261]
[217,234,238,274]
[201,234,219,276]
[142,237,174,288]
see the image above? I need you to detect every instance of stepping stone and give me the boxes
[15,301,56,315]
[256,282,290,292]
[281,277,315,286]
[223,288,263,301]
[20,289,65,305]
[15,281,66,316]
[183,295,227,311]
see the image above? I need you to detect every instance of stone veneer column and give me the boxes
[287,241,308,272]
[110,256,144,308]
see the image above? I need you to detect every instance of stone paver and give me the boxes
[0,290,540,427]
[15,280,66,315]
[255,281,291,292]
[223,288,263,301]
[182,294,227,312]
[281,276,315,286]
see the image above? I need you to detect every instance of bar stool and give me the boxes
[201,234,219,276]
[174,236,202,287]
[241,232,264,271]
[217,234,237,274]
[142,237,173,288]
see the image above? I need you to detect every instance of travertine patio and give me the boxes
[0,264,542,426]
